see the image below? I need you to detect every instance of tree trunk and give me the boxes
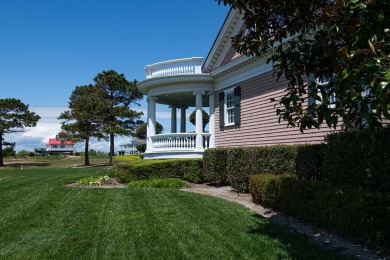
[84,137,90,166]
[0,132,3,167]
[109,133,115,165]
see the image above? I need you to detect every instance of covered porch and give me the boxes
[138,57,215,159]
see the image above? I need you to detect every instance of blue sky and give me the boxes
[0,1,230,152]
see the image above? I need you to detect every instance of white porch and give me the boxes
[138,57,215,159]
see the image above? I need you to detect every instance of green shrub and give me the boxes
[202,148,229,185]
[127,178,189,189]
[136,144,146,153]
[114,158,204,184]
[295,144,325,181]
[324,127,390,192]
[250,174,297,208]
[203,145,325,192]
[226,146,299,192]
[249,174,390,252]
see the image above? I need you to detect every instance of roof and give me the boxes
[48,138,75,145]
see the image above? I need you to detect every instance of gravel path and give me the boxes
[181,183,387,260]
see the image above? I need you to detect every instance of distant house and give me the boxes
[118,138,146,156]
[45,138,76,155]
[137,8,343,159]
[34,137,76,155]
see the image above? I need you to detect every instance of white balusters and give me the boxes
[144,57,204,79]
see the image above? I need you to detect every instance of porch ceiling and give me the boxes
[157,91,209,107]
[138,74,214,107]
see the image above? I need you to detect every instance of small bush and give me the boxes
[77,175,110,186]
[136,144,146,153]
[249,174,390,252]
[127,178,189,189]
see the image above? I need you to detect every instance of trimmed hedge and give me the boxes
[113,156,204,184]
[324,127,390,192]
[203,144,324,192]
[250,174,390,252]
[203,148,229,185]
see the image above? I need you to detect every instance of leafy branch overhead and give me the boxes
[217,0,390,131]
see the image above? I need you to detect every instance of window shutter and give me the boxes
[234,87,241,125]
[219,92,225,127]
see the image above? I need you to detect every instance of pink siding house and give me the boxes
[138,9,342,159]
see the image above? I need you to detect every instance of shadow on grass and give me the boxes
[247,214,346,259]
[3,163,51,168]
[71,163,112,168]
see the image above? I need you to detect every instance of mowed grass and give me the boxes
[0,157,348,259]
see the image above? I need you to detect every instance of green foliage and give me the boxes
[127,178,189,189]
[114,157,204,184]
[202,148,229,185]
[136,144,146,153]
[250,174,297,208]
[249,174,390,252]
[203,145,325,192]
[89,149,97,156]
[2,146,16,157]
[217,0,390,130]
[0,98,40,166]
[17,150,30,157]
[58,84,107,166]
[93,70,144,164]
[189,109,210,131]
[324,127,390,192]
[135,122,164,140]
[77,175,110,186]
[28,152,35,157]
[295,144,325,182]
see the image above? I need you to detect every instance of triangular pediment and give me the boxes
[202,9,245,73]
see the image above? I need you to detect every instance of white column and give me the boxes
[146,96,157,152]
[180,106,187,133]
[170,104,177,133]
[208,91,215,148]
[194,91,204,150]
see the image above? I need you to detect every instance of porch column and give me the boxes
[180,106,187,133]
[193,90,204,150]
[170,104,177,133]
[146,96,157,152]
[208,91,215,148]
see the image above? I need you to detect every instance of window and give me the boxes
[225,90,235,125]
[219,87,241,127]
[315,76,336,108]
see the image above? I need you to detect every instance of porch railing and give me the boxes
[144,57,203,79]
[151,133,211,150]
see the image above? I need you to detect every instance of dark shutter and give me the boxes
[234,87,241,125]
[219,92,225,127]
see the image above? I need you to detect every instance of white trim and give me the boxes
[203,9,243,73]
[214,57,272,91]
[223,87,236,126]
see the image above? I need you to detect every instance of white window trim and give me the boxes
[315,77,336,108]
[224,87,235,126]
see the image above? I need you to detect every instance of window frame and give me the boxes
[224,88,236,126]
[315,76,336,108]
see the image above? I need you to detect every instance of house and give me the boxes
[45,138,76,155]
[137,8,343,159]
[117,138,146,156]
[34,136,76,155]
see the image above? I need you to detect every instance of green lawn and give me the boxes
[0,157,348,259]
